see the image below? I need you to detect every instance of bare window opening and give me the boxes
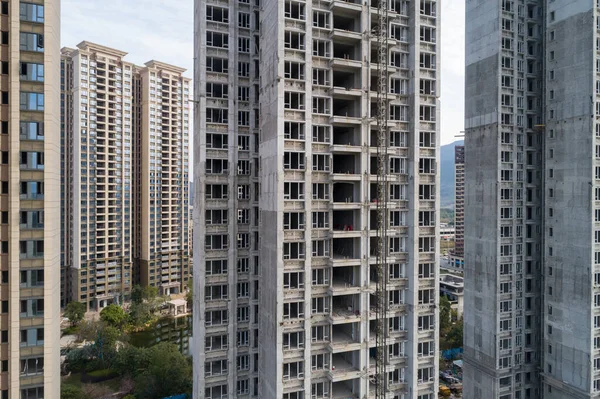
[312,97,330,114]
[207,5,229,23]
[390,51,408,68]
[206,83,228,98]
[389,157,407,174]
[284,182,305,200]
[206,234,229,250]
[285,61,305,80]
[285,121,305,140]
[207,31,228,48]
[206,108,228,124]
[206,209,228,225]
[313,125,330,143]
[284,272,305,289]
[285,0,305,20]
[313,10,330,28]
[312,154,331,172]
[206,158,228,174]
[391,78,408,94]
[206,57,228,73]
[312,183,330,200]
[313,68,330,86]
[419,158,435,174]
[420,0,436,16]
[390,210,406,227]
[419,105,436,121]
[419,184,435,200]
[390,184,406,200]
[420,79,435,95]
[238,135,250,151]
[419,211,435,226]
[283,242,305,259]
[390,24,408,41]
[237,160,250,175]
[313,40,331,57]
[284,212,305,230]
[206,184,228,199]
[206,133,228,149]
[285,91,305,110]
[238,184,250,200]
[312,211,330,229]
[284,152,305,170]
[420,53,436,69]
[390,131,407,147]
[284,31,305,50]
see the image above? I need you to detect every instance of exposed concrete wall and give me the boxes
[258,0,283,396]
[543,1,596,395]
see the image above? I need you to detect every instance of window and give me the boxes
[238,12,250,28]
[206,5,229,23]
[284,121,305,140]
[284,272,304,289]
[311,325,329,342]
[286,0,306,20]
[312,68,329,86]
[284,182,304,200]
[206,57,228,73]
[312,183,330,200]
[284,61,305,80]
[20,63,44,82]
[312,212,329,229]
[206,83,228,99]
[284,31,305,50]
[20,92,44,111]
[238,62,250,77]
[205,234,228,250]
[311,353,329,370]
[312,125,330,143]
[206,133,228,149]
[206,31,228,48]
[283,301,304,319]
[283,242,305,259]
[238,37,250,53]
[283,361,304,380]
[313,10,330,28]
[312,97,330,114]
[20,32,44,52]
[420,53,436,69]
[313,40,330,57]
[312,240,330,257]
[312,154,330,171]
[205,259,228,275]
[284,152,305,170]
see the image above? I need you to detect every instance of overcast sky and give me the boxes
[62,0,465,152]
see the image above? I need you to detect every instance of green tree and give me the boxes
[446,319,464,349]
[130,285,145,305]
[439,295,452,333]
[133,343,192,399]
[100,304,127,328]
[61,384,88,399]
[185,277,193,308]
[64,302,87,327]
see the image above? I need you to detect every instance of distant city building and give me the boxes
[61,42,190,310]
[453,145,464,264]
[439,274,464,319]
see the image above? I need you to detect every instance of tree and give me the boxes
[133,343,192,399]
[100,304,126,328]
[439,295,452,333]
[130,285,145,305]
[60,384,88,399]
[64,302,86,327]
[185,277,193,308]
[446,319,464,349]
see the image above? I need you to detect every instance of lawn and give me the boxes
[62,372,122,395]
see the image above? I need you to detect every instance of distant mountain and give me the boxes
[440,140,464,208]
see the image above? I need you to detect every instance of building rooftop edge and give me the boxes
[76,41,129,58]
[144,60,188,75]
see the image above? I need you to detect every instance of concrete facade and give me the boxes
[194,0,440,398]
[453,145,464,260]
[464,0,600,398]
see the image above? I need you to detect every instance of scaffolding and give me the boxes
[374,0,390,397]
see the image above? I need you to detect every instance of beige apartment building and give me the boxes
[61,42,190,309]
[0,0,61,398]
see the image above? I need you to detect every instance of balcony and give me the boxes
[332,126,361,149]
[332,237,361,264]
[331,98,362,125]
[332,153,360,179]
[332,182,360,206]
[330,352,362,382]
[330,266,361,295]
[329,323,361,353]
[330,294,361,324]
[332,210,361,237]
[332,380,360,399]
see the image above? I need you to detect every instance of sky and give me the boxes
[62,0,465,153]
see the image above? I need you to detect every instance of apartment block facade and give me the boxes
[453,145,464,262]
[61,42,190,310]
[464,0,600,397]
[0,0,61,398]
[194,0,440,398]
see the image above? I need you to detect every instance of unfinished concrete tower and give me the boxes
[464,0,600,397]
[194,0,440,397]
